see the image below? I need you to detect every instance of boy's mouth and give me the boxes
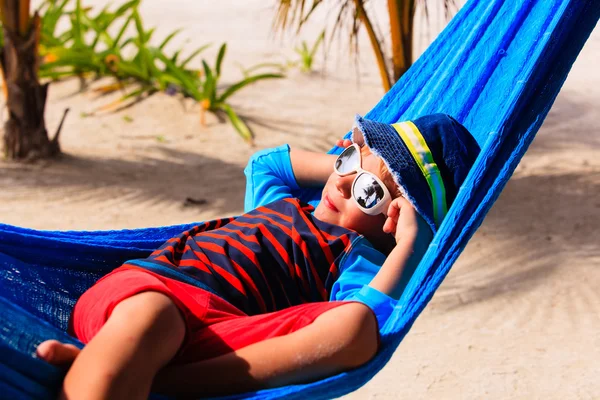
[323,193,339,212]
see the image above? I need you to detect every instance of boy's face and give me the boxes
[314,152,393,244]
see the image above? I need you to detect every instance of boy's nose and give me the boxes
[335,175,353,198]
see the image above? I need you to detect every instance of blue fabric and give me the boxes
[244,144,301,212]
[354,113,481,232]
[330,237,396,329]
[1,0,599,398]
[244,143,321,210]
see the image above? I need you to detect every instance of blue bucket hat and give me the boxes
[352,113,480,233]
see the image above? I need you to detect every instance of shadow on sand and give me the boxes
[0,146,247,219]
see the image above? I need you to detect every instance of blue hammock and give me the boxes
[1,0,598,398]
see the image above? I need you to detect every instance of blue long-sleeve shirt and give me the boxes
[244,145,397,329]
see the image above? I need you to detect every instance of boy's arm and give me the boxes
[369,197,432,298]
[244,145,300,211]
[288,138,352,186]
[331,197,432,328]
[244,144,342,211]
[289,148,337,186]
[153,302,378,397]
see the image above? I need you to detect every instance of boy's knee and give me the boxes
[110,291,186,350]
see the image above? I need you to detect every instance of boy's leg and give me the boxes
[40,301,377,398]
[42,291,185,400]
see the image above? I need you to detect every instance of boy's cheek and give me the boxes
[344,209,371,232]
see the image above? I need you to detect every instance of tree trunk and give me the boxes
[1,13,60,160]
[354,0,392,92]
[388,0,416,83]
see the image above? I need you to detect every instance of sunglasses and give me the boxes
[334,144,392,216]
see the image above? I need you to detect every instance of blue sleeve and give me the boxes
[244,145,301,212]
[330,238,397,330]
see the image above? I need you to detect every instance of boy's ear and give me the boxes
[351,126,365,146]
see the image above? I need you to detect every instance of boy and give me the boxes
[37,114,480,399]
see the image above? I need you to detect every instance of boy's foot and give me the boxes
[36,340,81,367]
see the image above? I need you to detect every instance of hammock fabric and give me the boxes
[1,0,598,398]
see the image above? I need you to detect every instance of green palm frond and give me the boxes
[218,73,283,104]
[180,43,211,68]
[3,0,284,145]
[218,103,253,144]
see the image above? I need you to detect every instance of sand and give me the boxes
[1,1,598,398]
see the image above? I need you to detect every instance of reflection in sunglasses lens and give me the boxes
[335,146,359,174]
[353,173,384,209]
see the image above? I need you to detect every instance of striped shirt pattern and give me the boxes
[126,198,359,316]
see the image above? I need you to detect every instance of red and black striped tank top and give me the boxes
[125,198,360,316]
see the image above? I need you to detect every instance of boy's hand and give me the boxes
[382,197,419,245]
[335,139,353,148]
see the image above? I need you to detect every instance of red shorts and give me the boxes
[69,266,347,364]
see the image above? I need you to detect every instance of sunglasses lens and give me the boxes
[335,146,360,174]
[353,173,386,210]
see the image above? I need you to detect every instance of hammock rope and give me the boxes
[1,0,598,398]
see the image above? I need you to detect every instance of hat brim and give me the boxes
[353,115,436,232]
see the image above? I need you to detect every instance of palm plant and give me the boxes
[39,1,283,143]
[294,30,324,72]
[1,0,283,147]
[273,0,457,92]
[196,44,283,143]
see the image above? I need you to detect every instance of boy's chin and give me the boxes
[313,204,325,219]
[313,204,336,225]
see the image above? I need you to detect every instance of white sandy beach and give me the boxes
[1,1,599,398]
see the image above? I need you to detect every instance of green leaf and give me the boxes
[215,43,226,77]
[218,103,253,143]
[57,31,73,46]
[171,48,183,63]
[131,10,150,79]
[150,48,202,99]
[113,14,133,49]
[218,73,283,103]
[310,31,325,57]
[144,27,156,43]
[113,0,140,19]
[97,86,155,112]
[179,43,211,69]
[132,10,146,43]
[159,28,183,50]
[121,87,149,101]
[239,62,287,78]
[91,27,115,50]
[202,59,216,103]
[42,0,70,37]
[90,1,138,50]
[93,4,113,25]
[72,0,85,48]
[119,36,136,49]
[157,73,181,89]
[110,60,149,81]
[41,46,102,72]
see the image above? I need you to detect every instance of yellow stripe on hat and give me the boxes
[391,121,448,228]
